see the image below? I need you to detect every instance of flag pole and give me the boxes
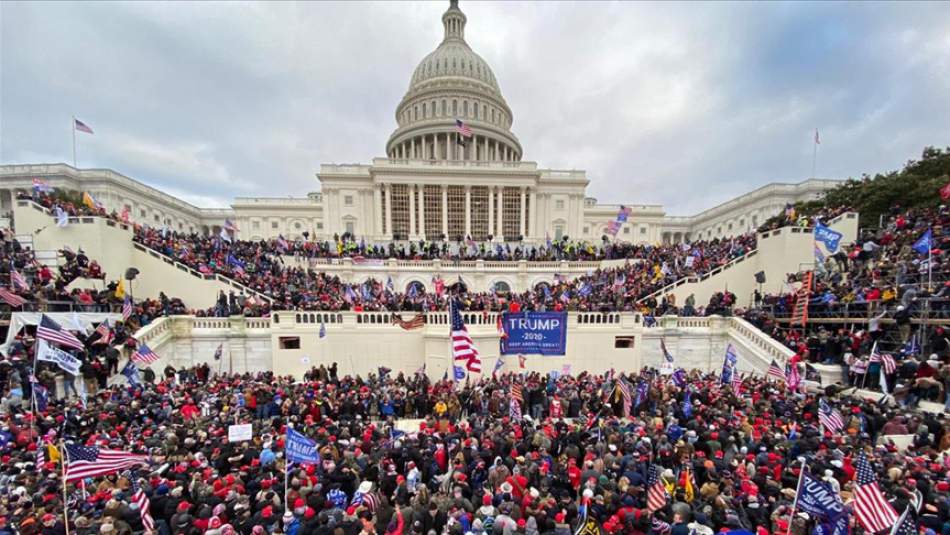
[785,457,807,535]
[62,440,71,535]
[71,116,77,168]
[811,129,818,178]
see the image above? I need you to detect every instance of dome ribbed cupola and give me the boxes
[386,0,522,162]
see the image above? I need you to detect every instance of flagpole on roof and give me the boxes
[811,128,819,178]
[72,116,77,167]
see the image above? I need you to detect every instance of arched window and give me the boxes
[492,280,511,294]
[441,100,446,115]
[422,102,427,118]
[473,102,479,118]
[452,100,458,115]
[463,100,468,117]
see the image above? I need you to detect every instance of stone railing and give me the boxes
[285,255,604,275]
[727,315,794,365]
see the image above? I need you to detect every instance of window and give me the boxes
[624,227,630,234]
[345,221,355,235]
[422,102,427,118]
[640,226,646,234]
[728,223,733,230]
[583,226,589,235]
[252,221,260,230]
[492,281,511,293]
[491,109,495,123]
[614,336,635,349]
[316,223,323,230]
[294,222,302,230]
[154,215,160,223]
[344,195,354,206]
[279,336,300,349]
[441,100,446,115]
[473,102,478,118]
[452,100,457,115]
[554,225,564,240]
[555,200,565,210]
[414,106,418,120]
[140,209,147,217]
[739,219,745,227]
[463,100,468,116]
[272,221,279,229]
[752,215,758,226]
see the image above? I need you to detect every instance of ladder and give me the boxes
[790,271,813,327]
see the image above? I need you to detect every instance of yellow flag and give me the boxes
[47,443,61,464]
[683,468,695,502]
[115,279,126,299]
[82,192,97,209]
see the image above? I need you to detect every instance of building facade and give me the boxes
[0,1,840,244]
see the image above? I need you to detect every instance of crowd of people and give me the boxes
[3,361,950,535]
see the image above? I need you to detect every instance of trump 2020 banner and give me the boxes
[500,312,567,355]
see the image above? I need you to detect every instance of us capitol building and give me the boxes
[0,1,838,245]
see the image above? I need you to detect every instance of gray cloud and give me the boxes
[2,1,948,214]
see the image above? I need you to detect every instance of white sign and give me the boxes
[659,362,675,375]
[228,424,253,442]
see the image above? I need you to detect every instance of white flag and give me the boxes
[54,207,69,227]
[35,340,81,376]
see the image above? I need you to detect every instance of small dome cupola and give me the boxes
[442,0,467,42]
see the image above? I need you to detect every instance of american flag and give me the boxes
[0,287,27,307]
[32,177,53,193]
[818,398,844,433]
[455,119,472,138]
[122,296,133,321]
[37,314,85,350]
[518,354,526,368]
[511,383,523,402]
[92,320,113,346]
[616,379,632,416]
[131,343,159,365]
[10,269,29,291]
[74,118,94,134]
[731,372,743,395]
[224,218,239,232]
[450,300,481,372]
[391,313,425,330]
[890,505,919,535]
[854,453,898,534]
[767,359,787,382]
[131,479,155,532]
[881,354,896,375]
[64,444,148,482]
[647,465,668,512]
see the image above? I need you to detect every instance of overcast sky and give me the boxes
[2,1,948,215]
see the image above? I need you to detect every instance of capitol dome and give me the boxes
[386,0,523,162]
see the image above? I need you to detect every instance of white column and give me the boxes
[529,188,538,239]
[409,185,417,239]
[487,187,494,239]
[373,186,382,237]
[464,185,471,237]
[384,184,393,239]
[519,186,526,238]
[496,187,504,238]
[418,185,426,239]
[441,185,448,239]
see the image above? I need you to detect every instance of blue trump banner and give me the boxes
[286,427,320,465]
[796,471,849,535]
[814,223,843,253]
[500,312,567,355]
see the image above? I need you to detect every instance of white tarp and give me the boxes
[1,312,121,356]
